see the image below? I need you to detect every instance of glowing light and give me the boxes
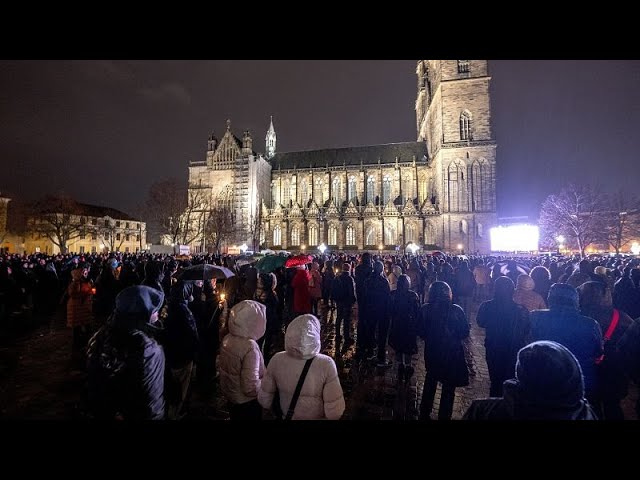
[556,235,565,244]
[457,244,463,250]
[318,243,327,254]
[490,225,539,252]
[407,242,420,254]
[99,244,105,249]
[239,243,248,254]
[378,244,384,250]
[220,292,226,302]
[301,244,306,251]
[631,242,640,255]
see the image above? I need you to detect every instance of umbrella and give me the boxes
[285,254,314,268]
[178,264,235,280]
[497,261,530,276]
[236,258,257,267]
[255,255,287,273]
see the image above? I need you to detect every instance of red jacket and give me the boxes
[292,268,312,314]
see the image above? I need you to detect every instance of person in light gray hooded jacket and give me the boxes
[258,314,345,420]
[219,300,267,420]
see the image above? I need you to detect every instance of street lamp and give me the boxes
[378,244,384,251]
[457,243,463,254]
[556,235,565,244]
[407,242,419,255]
[318,243,327,254]
[301,244,306,251]
[239,243,248,254]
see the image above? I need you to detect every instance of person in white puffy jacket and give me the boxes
[219,300,266,420]
[258,314,345,420]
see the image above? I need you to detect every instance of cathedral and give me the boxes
[187,60,497,254]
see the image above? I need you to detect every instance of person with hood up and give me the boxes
[258,314,345,420]
[530,283,603,405]
[86,285,166,420]
[219,300,267,420]
[388,274,420,382]
[463,340,598,420]
[477,276,531,397]
[513,274,547,312]
[141,260,164,294]
[419,281,470,420]
[291,265,312,316]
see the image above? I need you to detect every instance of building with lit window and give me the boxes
[188,60,497,253]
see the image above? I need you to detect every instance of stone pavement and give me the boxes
[0,299,637,420]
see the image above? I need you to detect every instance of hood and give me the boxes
[516,274,535,291]
[228,300,266,340]
[285,314,321,360]
[392,265,403,277]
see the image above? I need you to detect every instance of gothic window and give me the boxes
[367,175,376,204]
[418,174,428,203]
[471,159,489,211]
[457,60,470,73]
[259,228,265,245]
[401,173,412,203]
[447,160,467,212]
[365,225,377,246]
[460,219,468,235]
[460,111,472,141]
[382,175,392,204]
[300,179,308,204]
[308,224,318,246]
[425,222,435,245]
[332,177,342,205]
[273,225,282,246]
[328,224,337,245]
[348,175,357,203]
[384,223,396,245]
[406,223,416,243]
[283,180,290,206]
[346,224,356,245]
[476,223,483,238]
[290,226,300,246]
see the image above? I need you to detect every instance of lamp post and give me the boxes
[457,243,463,255]
[240,243,248,255]
[318,242,327,255]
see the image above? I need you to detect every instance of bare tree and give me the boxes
[97,221,128,252]
[178,187,209,247]
[29,194,84,254]
[603,190,640,254]
[205,204,235,254]
[539,184,605,258]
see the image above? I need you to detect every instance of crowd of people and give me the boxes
[1,249,640,421]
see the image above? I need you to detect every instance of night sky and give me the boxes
[1,60,638,221]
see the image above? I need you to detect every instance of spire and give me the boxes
[226,119,231,131]
[265,115,277,160]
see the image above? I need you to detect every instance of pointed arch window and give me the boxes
[332,177,342,205]
[328,224,337,245]
[314,179,324,205]
[365,225,377,246]
[291,226,300,246]
[471,159,489,211]
[460,111,472,141]
[382,175,392,204]
[348,176,357,203]
[283,180,290,206]
[271,182,279,207]
[367,175,376,204]
[346,224,356,245]
[384,223,396,245]
[457,60,470,73]
[406,223,416,243]
[308,224,318,246]
[448,160,467,212]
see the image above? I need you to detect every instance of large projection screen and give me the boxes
[490,225,539,252]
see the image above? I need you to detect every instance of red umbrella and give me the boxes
[285,254,314,268]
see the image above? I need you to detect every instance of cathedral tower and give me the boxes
[265,116,276,160]
[416,60,497,253]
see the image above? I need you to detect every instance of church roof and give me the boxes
[270,141,428,170]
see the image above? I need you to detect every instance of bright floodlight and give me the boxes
[239,243,248,253]
[632,242,640,255]
[490,225,539,252]
[318,242,327,254]
[407,242,419,254]
[556,235,565,244]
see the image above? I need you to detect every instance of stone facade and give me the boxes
[188,60,497,254]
